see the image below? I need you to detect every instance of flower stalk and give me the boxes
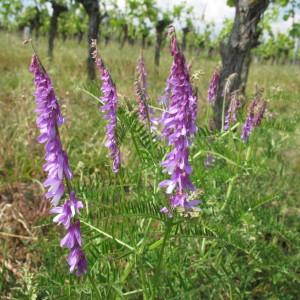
[224,90,241,131]
[92,39,121,173]
[207,69,220,105]
[159,26,199,211]
[135,52,150,123]
[30,54,87,276]
[241,88,266,143]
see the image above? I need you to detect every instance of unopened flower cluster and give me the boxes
[207,69,220,104]
[135,54,150,122]
[241,90,266,142]
[135,54,158,132]
[224,90,241,131]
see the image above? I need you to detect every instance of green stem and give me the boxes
[206,104,210,127]
[81,220,135,251]
[155,220,172,279]
[88,273,102,299]
[55,124,72,194]
[221,94,226,132]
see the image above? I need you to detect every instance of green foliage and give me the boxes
[58,6,87,37]
[1,27,300,300]
[255,33,294,61]
[0,0,23,29]
[273,0,300,38]
[30,88,300,298]
[226,0,236,7]
[290,22,300,38]
[218,18,233,42]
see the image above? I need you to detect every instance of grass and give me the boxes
[1,32,300,299]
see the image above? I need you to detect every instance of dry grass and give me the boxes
[1,32,300,299]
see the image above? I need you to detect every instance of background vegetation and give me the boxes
[1,0,300,299]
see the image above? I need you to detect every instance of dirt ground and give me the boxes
[0,183,47,281]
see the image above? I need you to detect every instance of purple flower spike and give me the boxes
[253,101,266,127]
[30,55,87,276]
[241,90,266,143]
[208,69,220,104]
[224,91,241,131]
[159,27,199,210]
[67,247,88,276]
[50,191,83,228]
[61,220,82,249]
[241,106,255,143]
[53,194,87,277]
[30,55,72,207]
[92,40,121,173]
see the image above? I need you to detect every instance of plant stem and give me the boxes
[155,220,172,281]
[206,103,210,127]
[221,94,226,132]
[55,124,72,194]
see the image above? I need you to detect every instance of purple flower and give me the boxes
[54,200,87,276]
[60,220,82,249]
[135,54,158,133]
[169,192,190,208]
[159,73,172,107]
[67,246,87,276]
[159,27,199,210]
[92,41,121,173]
[204,154,215,168]
[241,93,266,143]
[160,207,173,218]
[159,87,171,107]
[253,101,266,127]
[207,69,220,104]
[241,116,254,143]
[224,91,241,131]
[50,191,83,228]
[30,55,72,206]
[30,55,87,276]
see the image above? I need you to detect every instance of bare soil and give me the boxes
[0,183,48,279]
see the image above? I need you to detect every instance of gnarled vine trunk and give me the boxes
[78,0,100,80]
[154,20,171,67]
[213,0,269,130]
[141,33,148,49]
[182,27,190,51]
[120,23,128,49]
[48,2,68,59]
